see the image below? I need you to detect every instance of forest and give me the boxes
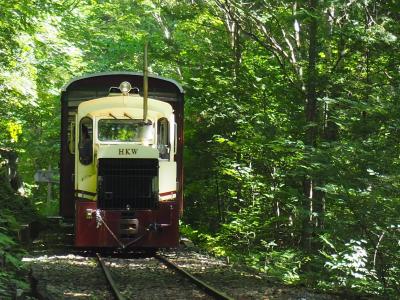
[0,0,399,298]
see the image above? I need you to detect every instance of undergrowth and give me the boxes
[0,158,39,298]
[180,222,393,298]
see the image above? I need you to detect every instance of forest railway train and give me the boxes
[59,71,184,249]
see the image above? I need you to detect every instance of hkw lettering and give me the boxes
[118,149,138,155]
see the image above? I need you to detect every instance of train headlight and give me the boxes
[85,209,94,219]
[119,81,132,95]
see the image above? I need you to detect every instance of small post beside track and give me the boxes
[155,254,234,300]
[96,253,125,300]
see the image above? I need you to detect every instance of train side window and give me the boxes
[68,121,76,154]
[157,118,170,160]
[79,117,93,165]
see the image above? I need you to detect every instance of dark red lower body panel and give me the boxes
[75,200,179,248]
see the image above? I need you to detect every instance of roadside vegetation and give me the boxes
[0,0,399,298]
[0,152,38,297]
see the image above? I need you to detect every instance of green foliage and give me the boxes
[320,239,382,294]
[0,0,399,297]
[0,190,32,297]
[180,1,400,297]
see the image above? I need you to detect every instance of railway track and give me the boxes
[96,253,124,300]
[28,249,341,299]
[96,252,234,300]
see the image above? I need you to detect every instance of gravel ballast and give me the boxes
[25,248,343,299]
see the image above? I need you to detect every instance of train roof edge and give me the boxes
[61,71,184,107]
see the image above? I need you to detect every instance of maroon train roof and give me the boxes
[62,72,184,108]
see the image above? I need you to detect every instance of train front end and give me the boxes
[59,73,184,249]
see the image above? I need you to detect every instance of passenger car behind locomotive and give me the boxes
[59,72,184,249]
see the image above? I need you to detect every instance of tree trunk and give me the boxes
[301,0,319,251]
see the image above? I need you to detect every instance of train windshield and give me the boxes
[98,119,154,143]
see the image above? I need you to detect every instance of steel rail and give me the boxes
[96,253,125,300]
[155,254,234,300]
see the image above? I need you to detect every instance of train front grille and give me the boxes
[97,158,159,210]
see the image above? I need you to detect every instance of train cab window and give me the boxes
[157,118,169,160]
[79,117,93,165]
[98,119,154,144]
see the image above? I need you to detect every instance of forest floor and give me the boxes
[20,224,362,300]
[26,250,344,300]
